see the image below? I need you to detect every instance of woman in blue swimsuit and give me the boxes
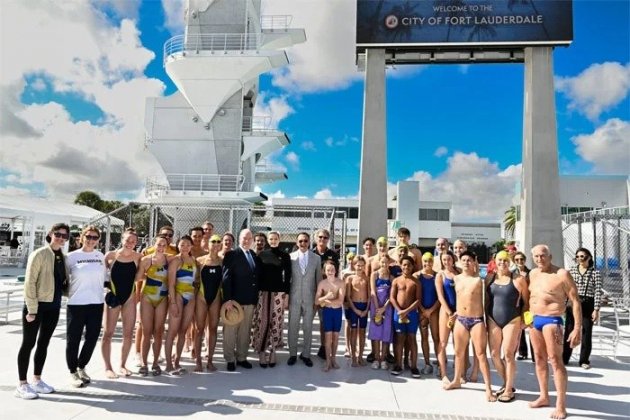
[435,250,460,382]
[415,252,440,375]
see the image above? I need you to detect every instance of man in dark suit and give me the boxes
[287,232,321,367]
[222,229,260,371]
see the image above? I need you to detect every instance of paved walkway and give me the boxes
[1,290,628,419]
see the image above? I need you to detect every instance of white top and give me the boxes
[66,249,106,305]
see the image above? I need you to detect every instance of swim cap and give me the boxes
[377,236,388,245]
[210,234,222,242]
[496,250,510,261]
[422,252,434,261]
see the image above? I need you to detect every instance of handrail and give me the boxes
[260,15,292,31]
[163,33,261,66]
[242,116,273,132]
[146,174,249,196]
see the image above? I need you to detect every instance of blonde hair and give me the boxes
[80,225,100,240]
[422,252,434,261]
[496,250,510,261]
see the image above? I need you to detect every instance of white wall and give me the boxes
[451,223,501,246]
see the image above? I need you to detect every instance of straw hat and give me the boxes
[220,301,244,326]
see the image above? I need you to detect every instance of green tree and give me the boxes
[503,206,517,237]
[74,191,103,210]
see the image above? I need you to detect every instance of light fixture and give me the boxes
[192,116,199,123]
[217,108,226,116]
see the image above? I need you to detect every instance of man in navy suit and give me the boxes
[222,229,260,371]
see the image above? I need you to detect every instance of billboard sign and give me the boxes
[357,0,573,49]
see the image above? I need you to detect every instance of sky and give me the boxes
[0,0,628,223]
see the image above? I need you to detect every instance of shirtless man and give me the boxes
[443,251,496,402]
[316,261,345,372]
[346,257,370,366]
[389,227,421,269]
[528,244,581,420]
[433,237,450,272]
[390,256,421,378]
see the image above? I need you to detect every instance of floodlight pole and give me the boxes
[520,47,563,261]
[358,48,388,244]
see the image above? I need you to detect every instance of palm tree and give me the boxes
[74,191,104,210]
[503,206,517,237]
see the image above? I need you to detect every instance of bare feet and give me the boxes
[550,408,568,419]
[441,376,450,385]
[332,359,340,369]
[529,396,550,409]
[119,367,132,377]
[351,359,358,367]
[206,363,217,372]
[486,390,497,402]
[323,363,331,372]
[105,369,119,379]
[459,376,467,385]
[443,380,462,391]
[358,357,366,366]
[194,362,203,373]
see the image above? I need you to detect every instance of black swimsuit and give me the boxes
[110,260,137,305]
[200,265,222,305]
[487,273,522,329]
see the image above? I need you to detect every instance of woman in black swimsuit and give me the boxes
[194,234,223,372]
[485,251,529,402]
[102,228,142,378]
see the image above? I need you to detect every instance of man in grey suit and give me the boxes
[287,232,321,367]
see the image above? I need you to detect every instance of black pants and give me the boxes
[563,298,594,365]
[17,306,60,381]
[66,304,104,373]
[518,329,535,362]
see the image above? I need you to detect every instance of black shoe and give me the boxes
[517,355,527,361]
[237,360,252,369]
[386,353,395,364]
[227,362,236,372]
[259,363,268,368]
[411,368,421,378]
[287,356,297,366]
[391,365,402,376]
[366,353,375,363]
[269,363,276,368]
[317,346,326,360]
[300,355,313,367]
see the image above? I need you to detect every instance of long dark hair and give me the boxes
[575,247,594,268]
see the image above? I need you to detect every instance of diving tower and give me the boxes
[144,0,305,209]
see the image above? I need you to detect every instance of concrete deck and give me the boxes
[1,287,628,420]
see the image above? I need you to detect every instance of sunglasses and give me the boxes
[298,240,309,244]
[210,240,221,244]
[84,235,100,241]
[53,232,69,239]
[575,255,588,260]
[318,236,329,240]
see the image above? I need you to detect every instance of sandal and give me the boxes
[151,365,162,376]
[498,393,515,403]
[138,366,149,377]
[495,386,516,396]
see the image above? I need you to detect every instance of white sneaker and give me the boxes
[31,380,55,394]
[70,372,84,388]
[380,361,389,370]
[15,384,38,399]
[371,361,380,369]
[77,368,91,384]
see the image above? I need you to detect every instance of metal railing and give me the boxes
[260,15,292,31]
[146,174,249,196]
[242,116,273,133]
[163,33,261,65]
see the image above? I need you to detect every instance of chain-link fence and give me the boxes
[562,207,630,308]
[89,202,348,264]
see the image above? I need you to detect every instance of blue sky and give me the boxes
[0,0,628,221]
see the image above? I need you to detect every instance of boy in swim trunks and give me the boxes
[390,256,421,378]
[443,251,496,402]
[346,256,369,367]
[316,261,345,372]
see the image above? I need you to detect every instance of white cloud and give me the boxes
[268,190,286,198]
[324,137,334,147]
[161,0,186,34]
[391,152,522,222]
[261,0,361,93]
[434,146,448,157]
[572,118,630,174]
[301,141,317,151]
[0,1,165,199]
[253,92,294,128]
[556,62,630,121]
[285,151,300,170]
[314,188,334,199]
[324,134,359,148]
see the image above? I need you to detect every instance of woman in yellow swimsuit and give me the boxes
[165,235,198,375]
[135,235,169,376]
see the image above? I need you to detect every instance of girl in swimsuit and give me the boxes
[165,236,198,375]
[102,228,142,378]
[414,252,440,375]
[135,235,170,376]
[435,250,460,382]
[194,234,223,372]
[486,251,529,402]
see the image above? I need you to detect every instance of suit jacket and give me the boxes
[289,250,321,306]
[222,247,260,305]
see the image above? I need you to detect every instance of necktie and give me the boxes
[245,250,255,270]
[300,253,307,274]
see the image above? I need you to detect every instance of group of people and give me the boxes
[16,223,604,419]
